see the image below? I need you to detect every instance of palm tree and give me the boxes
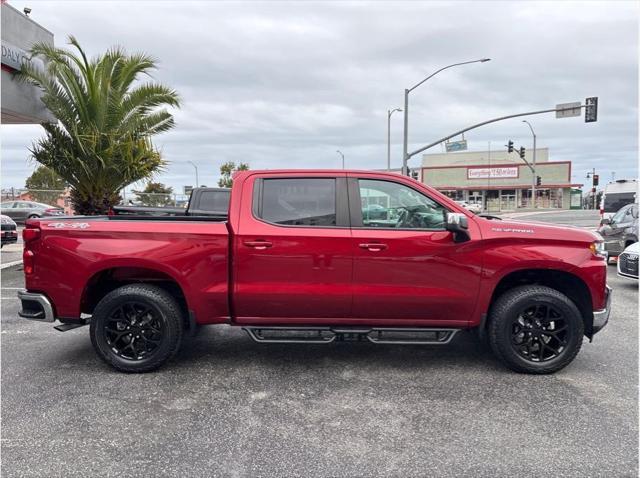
[18,36,180,214]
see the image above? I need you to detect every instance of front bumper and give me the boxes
[18,290,55,322]
[592,285,612,334]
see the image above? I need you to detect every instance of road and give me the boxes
[1,210,637,477]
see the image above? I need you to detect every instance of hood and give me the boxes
[622,242,640,254]
[479,217,600,244]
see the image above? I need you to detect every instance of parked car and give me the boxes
[18,169,610,375]
[0,200,64,223]
[1,215,18,248]
[617,242,639,280]
[597,203,638,259]
[455,200,482,214]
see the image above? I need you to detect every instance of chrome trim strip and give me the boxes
[17,290,55,322]
[592,285,612,332]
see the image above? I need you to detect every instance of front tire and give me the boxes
[488,286,584,374]
[90,284,183,373]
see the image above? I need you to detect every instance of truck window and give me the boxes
[196,190,229,212]
[358,179,446,230]
[258,178,336,226]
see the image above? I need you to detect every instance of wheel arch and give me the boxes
[80,266,191,328]
[486,268,594,338]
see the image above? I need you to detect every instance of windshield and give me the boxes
[603,192,636,212]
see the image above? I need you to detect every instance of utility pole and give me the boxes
[401,58,491,176]
[387,108,402,171]
[522,120,537,208]
[336,150,345,169]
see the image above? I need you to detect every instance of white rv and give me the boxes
[600,179,638,222]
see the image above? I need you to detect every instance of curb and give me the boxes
[0,260,23,270]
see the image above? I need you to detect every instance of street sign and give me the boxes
[445,140,467,152]
[585,96,598,123]
[555,102,582,118]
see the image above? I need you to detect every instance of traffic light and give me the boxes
[536,176,541,186]
[585,96,598,123]
[519,147,526,159]
[593,174,599,186]
[507,140,514,153]
[410,170,419,180]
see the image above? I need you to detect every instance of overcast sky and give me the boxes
[1,1,638,193]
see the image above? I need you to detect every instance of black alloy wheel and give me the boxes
[510,304,569,363]
[90,284,183,373]
[104,302,164,361]
[488,285,584,374]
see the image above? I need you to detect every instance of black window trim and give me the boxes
[252,176,350,229]
[348,177,451,232]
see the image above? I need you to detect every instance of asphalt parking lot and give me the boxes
[1,210,637,477]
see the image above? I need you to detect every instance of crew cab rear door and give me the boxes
[347,173,482,327]
[233,172,352,323]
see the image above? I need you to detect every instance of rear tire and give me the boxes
[28,214,39,219]
[90,284,183,373]
[488,286,584,374]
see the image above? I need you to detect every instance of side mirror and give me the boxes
[446,212,470,243]
[600,218,611,226]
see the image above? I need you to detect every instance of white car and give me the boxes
[455,201,482,215]
[617,241,639,280]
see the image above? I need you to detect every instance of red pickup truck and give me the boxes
[18,170,611,374]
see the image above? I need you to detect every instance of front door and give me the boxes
[349,175,482,327]
[233,174,353,323]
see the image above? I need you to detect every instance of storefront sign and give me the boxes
[467,167,519,180]
[1,41,42,72]
[445,140,467,152]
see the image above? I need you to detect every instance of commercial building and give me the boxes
[420,148,583,212]
[1,1,55,123]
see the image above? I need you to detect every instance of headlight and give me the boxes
[590,241,607,260]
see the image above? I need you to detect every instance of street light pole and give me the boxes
[522,120,537,209]
[336,150,345,169]
[387,108,402,171]
[401,58,491,176]
[187,161,199,187]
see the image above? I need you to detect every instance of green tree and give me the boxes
[24,166,67,205]
[134,182,174,207]
[18,36,180,215]
[218,162,249,188]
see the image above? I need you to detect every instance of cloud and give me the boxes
[1,0,637,191]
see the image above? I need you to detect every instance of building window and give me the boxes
[440,190,465,201]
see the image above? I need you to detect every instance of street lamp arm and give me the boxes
[408,59,491,92]
[522,119,536,137]
[408,105,584,159]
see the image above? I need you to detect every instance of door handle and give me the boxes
[244,240,273,250]
[359,243,388,252]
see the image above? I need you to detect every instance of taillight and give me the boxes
[23,228,41,242]
[23,249,35,274]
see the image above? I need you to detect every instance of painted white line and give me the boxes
[1,287,24,290]
[0,260,22,270]
[1,297,19,300]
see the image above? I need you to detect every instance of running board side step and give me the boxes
[242,326,459,345]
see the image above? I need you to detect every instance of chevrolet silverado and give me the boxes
[18,170,611,374]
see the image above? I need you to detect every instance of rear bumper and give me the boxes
[592,285,612,334]
[18,290,55,322]
[1,230,18,245]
